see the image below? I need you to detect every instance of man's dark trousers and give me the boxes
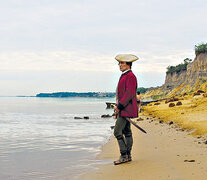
[114,115,133,156]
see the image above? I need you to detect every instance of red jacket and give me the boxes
[116,70,138,118]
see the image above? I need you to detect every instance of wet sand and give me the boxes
[78,115,207,180]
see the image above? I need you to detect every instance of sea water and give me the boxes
[0,97,115,180]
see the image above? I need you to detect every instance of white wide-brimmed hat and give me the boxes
[115,54,139,62]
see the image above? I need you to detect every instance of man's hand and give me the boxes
[114,106,120,113]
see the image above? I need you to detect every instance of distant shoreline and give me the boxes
[0,92,116,98]
[36,92,116,98]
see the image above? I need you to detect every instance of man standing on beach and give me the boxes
[113,54,138,165]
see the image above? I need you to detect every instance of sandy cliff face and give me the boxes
[164,53,207,90]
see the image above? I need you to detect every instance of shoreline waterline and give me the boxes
[0,97,115,180]
[78,114,207,180]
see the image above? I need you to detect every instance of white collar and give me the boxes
[122,69,130,74]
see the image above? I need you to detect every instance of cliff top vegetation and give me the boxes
[166,42,207,74]
[166,58,192,74]
[195,43,207,56]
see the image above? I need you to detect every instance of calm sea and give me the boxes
[0,97,115,180]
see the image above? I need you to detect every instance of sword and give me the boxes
[112,105,147,134]
[126,117,147,134]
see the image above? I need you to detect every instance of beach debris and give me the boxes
[74,117,83,119]
[203,93,207,97]
[176,101,182,106]
[169,103,175,107]
[154,102,161,105]
[165,97,179,104]
[101,114,112,118]
[184,160,195,162]
[136,117,144,121]
[110,126,115,130]
[159,120,164,124]
[197,90,205,93]
[84,116,89,119]
[169,121,174,125]
[193,92,201,96]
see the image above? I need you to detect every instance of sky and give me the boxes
[1,0,207,96]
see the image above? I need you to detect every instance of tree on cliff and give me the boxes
[195,43,207,56]
[166,58,192,74]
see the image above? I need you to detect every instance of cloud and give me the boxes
[1,0,206,52]
[0,0,206,95]
[0,48,195,73]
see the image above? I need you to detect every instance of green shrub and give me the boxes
[195,43,207,56]
[166,58,192,74]
[137,87,148,94]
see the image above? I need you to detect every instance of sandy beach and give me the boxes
[79,95,207,180]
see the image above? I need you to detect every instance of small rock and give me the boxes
[84,116,89,119]
[193,92,201,96]
[136,117,144,121]
[169,121,174,125]
[147,117,149,120]
[176,101,182,106]
[169,103,175,107]
[159,120,164,124]
[181,112,184,114]
[197,90,205,93]
[154,102,160,105]
[101,114,112,118]
[184,160,195,162]
[204,141,207,144]
[110,126,115,130]
[173,97,179,101]
[203,93,207,98]
[74,117,83,119]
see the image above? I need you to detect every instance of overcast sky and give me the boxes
[1,0,207,96]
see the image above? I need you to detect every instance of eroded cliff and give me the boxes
[164,53,207,90]
[144,53,207,99]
